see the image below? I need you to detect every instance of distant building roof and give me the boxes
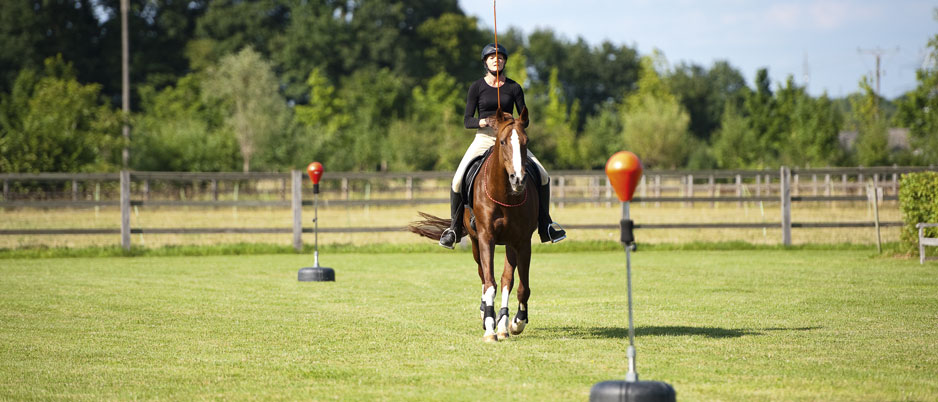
[837,128,909,151]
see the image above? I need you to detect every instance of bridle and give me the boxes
[482,124,528,208]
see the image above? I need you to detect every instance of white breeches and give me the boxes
[451,130,550,193]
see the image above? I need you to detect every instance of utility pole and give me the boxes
[857,46,899,105]
[121,0,130,168]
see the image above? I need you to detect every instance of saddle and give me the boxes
[460,147,541,210]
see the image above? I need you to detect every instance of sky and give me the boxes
[457,0,937,99]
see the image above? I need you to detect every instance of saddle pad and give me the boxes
[461,148,541,209]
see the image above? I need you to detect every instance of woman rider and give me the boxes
[439,43,566,248]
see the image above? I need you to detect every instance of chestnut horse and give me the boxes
[409,108,538,342]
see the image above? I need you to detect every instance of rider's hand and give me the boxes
[479,118,489,128]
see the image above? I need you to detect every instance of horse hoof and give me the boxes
[483,334,498,343]
[510,320,527,335]
[497,331,510,341]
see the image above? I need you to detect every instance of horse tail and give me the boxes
[407,211,450,240]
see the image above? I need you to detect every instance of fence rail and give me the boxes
[1,166,934,250]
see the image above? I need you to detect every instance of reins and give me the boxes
[493,0,501,104]
[481,0,526,208]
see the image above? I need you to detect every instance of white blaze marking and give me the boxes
[511,130,522,177]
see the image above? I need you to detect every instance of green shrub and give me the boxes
[899,171,938,253]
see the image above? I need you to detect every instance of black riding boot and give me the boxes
[439,190,464,249]
[537,183,566,243]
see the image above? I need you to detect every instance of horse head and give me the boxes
[493,107,529,194]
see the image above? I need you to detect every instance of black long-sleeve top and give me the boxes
[463,77,529,129]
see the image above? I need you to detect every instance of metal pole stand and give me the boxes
[299,182,335,282]
[590,201,675,402]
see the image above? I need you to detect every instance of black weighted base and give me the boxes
[298,267,335,282]
[590,380,675,402]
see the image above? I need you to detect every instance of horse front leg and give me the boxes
[496,246,518,340]
[478,235,499,343]
[510,241,532,336]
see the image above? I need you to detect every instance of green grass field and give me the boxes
[2,250,936,401]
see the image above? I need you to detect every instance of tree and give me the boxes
[0,56,120,173]
[710,102,759,169]
[95,0,207,98]
[894,11,938,165]
[202,47,289,172]
[740,68,786,167]
[778,78,843,167]
[417,13,488,84]
[619,54,693,169]
[579,101,623,168]
[668,60,748,142]
[336,66,408,171]
[524,29,640,128]
[536,68,580,169]
[852,76,890,166]
[132,74,238,172]
[0,0,104,96]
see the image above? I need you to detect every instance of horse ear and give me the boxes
[519,107,528,125]
[495,106,506,123]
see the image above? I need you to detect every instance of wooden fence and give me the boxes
[1,166,934,250]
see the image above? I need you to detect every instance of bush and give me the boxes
[899,171,938,253]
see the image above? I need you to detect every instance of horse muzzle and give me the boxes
[508,172,525,194]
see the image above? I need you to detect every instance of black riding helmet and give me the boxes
[481,43,509,61]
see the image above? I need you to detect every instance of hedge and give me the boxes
[898,171,938,254]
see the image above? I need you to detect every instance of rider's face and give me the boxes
[486,54,506,73]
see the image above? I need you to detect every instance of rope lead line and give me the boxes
[493,0,500,107]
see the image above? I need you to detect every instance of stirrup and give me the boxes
[439,228,457,249]
[547,222,566,243]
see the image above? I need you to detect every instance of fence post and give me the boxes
[557,176,565,208]
[685,174,694,207]
[708,175,715,208]
[736,174,742,207]
[780,166,791,247]
[292,170,303,252]
[605,177,612,208]
[342,177,349,200]
[120,170,131,251]
[755,175,761,198]
[639,175,646,206]
[3,179,8,201]
[654,175,661,208]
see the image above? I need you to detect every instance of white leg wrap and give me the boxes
[483,286,495,306]
[497,286,510,334]
[483,286,496,332]
[509,304,527,335]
